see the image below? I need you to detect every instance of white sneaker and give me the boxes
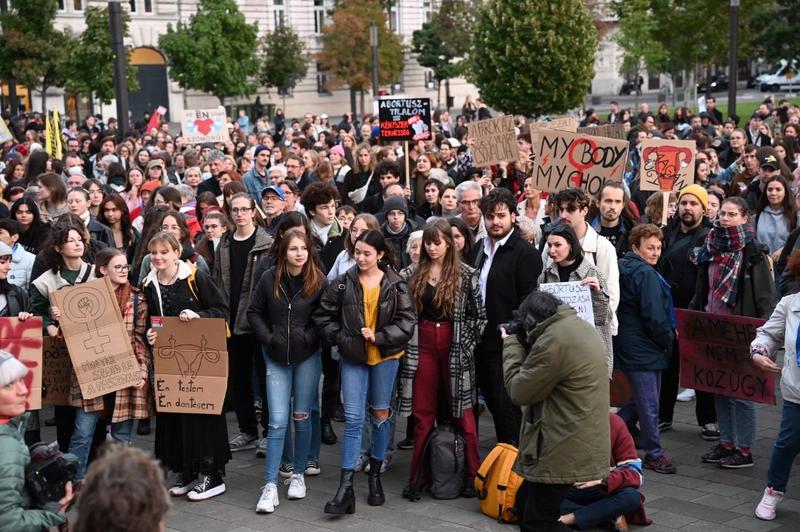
[755,487,783,520]
[676,388,696,402]
[256,483,279,513]
[285,474,306,500]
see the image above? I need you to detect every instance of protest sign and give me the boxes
[467,115,517,166]
[530,129,628,194]
[576,123,627,140]
[42,337,71,406]
[153,317,228,415]
[539,282,595,324]
[378,98,432,141]
[533,117,578,132]
[0,317,43,410]
[182,108,230,145]
[675,309,774,405]
[639,139,695,192]
[0,119,13,143]
[51,277,141,399]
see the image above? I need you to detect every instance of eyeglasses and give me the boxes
[718,211,743,219]
[230,207,253,214]
[459,199,480,207]
[112,264,130,272]
[263,195,283,202]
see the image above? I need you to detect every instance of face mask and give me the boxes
[68,166,84,176]
[202,172,212,181]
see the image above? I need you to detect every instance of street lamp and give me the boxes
[108,0,129,135]
[727,0,740,121]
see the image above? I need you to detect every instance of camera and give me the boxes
[25,441,79,511]
[498,320,522,336]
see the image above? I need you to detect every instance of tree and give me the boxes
[318,0,404,94]
[159,0,259,105]
[259,24,308,109]
[412,0,474,109]
[467,0,596,117]
[0,0,76,111]
[64,6,139,106]
[750,0,800,66]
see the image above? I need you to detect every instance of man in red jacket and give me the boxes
[558,414,651,530]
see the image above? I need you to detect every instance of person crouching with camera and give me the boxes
[501,292,610,532]
[0,350,73,531]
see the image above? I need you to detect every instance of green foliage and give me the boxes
[318,0,404,92]
[259,24,309,95]
[159,0,259,105]
[64,6,139,104]
[0,0,75,100]
[412,0,474,83]
[749,0,800,65]
[467,0,596,116]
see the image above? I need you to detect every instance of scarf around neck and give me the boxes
[691,221,755,307]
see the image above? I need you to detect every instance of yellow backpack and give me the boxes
[474,443,523,523]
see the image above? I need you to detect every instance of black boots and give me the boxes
[324,469,355,514]
[321,420,337,445]
[367,458,385,506]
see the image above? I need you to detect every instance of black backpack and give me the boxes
[410,422,465,500]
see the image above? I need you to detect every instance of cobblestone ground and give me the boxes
[44,393,799,531]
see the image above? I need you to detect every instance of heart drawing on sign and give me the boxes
[194,118,215,135]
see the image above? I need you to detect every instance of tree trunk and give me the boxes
[445,79,451,111]
[437,80,441,109]
[670,70,677,109]
[40,85,49,113]
[350,87,357,118]
[359,89,365,117]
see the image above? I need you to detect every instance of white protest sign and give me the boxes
[539,282,595,324]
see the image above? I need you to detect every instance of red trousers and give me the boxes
[409,320,480,482]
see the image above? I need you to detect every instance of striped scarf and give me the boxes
[691,222,754,307]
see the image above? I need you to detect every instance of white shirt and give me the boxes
[312,220,333,246]
[479,228,515,302]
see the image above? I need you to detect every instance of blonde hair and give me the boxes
[147,231,181,254]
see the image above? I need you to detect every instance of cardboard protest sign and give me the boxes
[0,318,43,410]
[533,117,578,132]
[639,139,695,192]
[378,98,432,141]
[675,309,775,405]
[182,108,231,145]
[530,129,628,194]
[51,277,141,399]
[153,317,228,415]
[467,115,517,166]
[0,118,14,143]
[539,282,595,325]
[576,123,627,140]
[42,337,71,406]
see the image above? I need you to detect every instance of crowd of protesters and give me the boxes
[1,92,800,531]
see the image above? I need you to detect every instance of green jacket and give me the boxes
[0,413,66,531]
[502,304,610,484]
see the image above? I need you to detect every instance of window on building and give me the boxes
[423,0,432,23]
[56,0,65,10]
[389,5,398,32]
[314,0,325,34]
[73,0,82,9]
[425,71,435,90]
[129,0,136,12]
[273,0,285,28]
[317,63,331,95]
[144,0,152,12]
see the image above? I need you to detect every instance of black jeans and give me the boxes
[476,346,521,445]
[226,334,266,437]
[320,345,341,422]
[659,340,717,426]
[516,480,572,531]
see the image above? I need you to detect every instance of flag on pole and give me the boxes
[45,107,63,160]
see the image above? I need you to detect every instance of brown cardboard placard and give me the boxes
[530,128,628,194]
[42,337,71,406]
[153,317,228,415]
[51,277,140,399]
[182,108,231,145]
[639,139,696,192]
[467,115,518,166]
[576,123,627,140]
[0,317,43,410]
[533,116,578,132]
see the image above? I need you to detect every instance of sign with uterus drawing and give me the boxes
[153,317,228,415]
[639,139,696,192]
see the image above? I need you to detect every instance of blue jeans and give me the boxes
[767,400,800,492]
[359,371,399,463]
[618,370,662,461]
[560,486,641,529]
[264,353,321,483]
[714,395,756,448]
[340,358,399,470]
[69,409,133,479]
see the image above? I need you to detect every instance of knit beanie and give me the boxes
[678,184,708,211]
[0,351,28,388]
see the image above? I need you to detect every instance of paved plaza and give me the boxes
[46,393,800,531]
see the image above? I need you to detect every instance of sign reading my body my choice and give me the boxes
[378,98,432,141]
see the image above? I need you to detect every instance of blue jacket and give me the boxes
[613,252,674,371]
[243,166,270,203]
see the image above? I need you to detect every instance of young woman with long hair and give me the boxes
[327,213,381,279]
[400,219,487,499]
[194,210,230,269]
[97,192,141,267]
[83,179,105,218]
[36,172,68,224]
[343,143,380,207]
[10,197,50,253]
[123,166,146,218]
[448,217,476,263]
[315,230,415,513]
[755,175,798,258]
[136,208,210,286]
[249,230,328,513]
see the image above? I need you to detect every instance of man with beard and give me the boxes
[472,188,542,445]
[658,185,717,440]
[590,182,638,258]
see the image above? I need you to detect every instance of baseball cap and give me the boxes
[759,152,780,170]
[0,241,12,257]
[261,185,286,201]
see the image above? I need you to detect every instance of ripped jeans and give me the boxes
[263,353,321,483]
[340,357,399,470]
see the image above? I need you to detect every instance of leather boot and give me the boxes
[321,420,337,445]
[324,469,355,514]
[367,458,385,506]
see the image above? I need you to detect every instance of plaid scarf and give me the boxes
[691,222,754,308]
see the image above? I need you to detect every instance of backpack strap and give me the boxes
[475,444,507,499]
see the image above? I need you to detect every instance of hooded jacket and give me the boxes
[659,215,713,309]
